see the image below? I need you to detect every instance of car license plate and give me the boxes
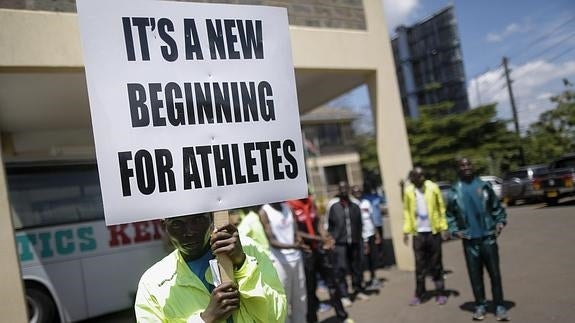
[547,191,558,198]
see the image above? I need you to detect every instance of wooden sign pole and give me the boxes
[213,210,234,283]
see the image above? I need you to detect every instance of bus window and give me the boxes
[7,164,103,229]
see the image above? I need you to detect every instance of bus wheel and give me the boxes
[26,287,57,323]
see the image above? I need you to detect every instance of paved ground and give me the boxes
[83,199,575,323]
[316,199,575,323]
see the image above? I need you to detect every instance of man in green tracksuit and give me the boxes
[446,158,509,321]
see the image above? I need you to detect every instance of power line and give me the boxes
[548,46,575,63]
[476,68,506,97]
[476,3,568,66]
[508,15,575,61]
[521,30,575,63]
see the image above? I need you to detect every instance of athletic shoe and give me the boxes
[472,305,486,321]
[496,306,509,321]
[436,295,448,305]
[343,319,355,323]
[355,292,370,301]
[408,297,421,306]
[366,279,382,290]
[341,297,352,307]
[318,303,332,313]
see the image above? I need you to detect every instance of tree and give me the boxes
[524,88,575,164]
[406,103,519,181]
[355,134,382,190]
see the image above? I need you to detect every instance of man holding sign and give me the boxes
[135,212,286,322]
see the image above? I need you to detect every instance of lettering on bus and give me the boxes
[108,219,164,247]
[17,226,97,262]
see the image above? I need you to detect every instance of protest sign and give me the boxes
[77,0,307,225]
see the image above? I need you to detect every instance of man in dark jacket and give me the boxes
[326,181,368,307]
[288,196,352,323]
[446,158,509,321]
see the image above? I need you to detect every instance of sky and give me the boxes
[330,0,575,134]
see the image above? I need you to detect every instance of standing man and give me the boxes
[446,158,509,321]
[362,183,385,270]
[351,185,382,290]
[237,205,270,253]
[135,212,286,323]
[260,202,307,323]
[403,167,449,306]
[326,181,369,307]
[288,196,353,323]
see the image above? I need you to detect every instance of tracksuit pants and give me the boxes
[303,249,348,322]
[413,232,445,298]
[333,243,364,298]
[463,236,504,307]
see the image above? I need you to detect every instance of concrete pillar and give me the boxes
[0,135,28,322]
[368,72,414,271]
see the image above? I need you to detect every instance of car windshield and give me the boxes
[532,167,548,175]
[504,170,527,180]
[554,158,575,169]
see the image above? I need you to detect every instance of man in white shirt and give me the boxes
[351,185,382,291]
[259,202,308,323]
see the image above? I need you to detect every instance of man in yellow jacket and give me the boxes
[135,212,287,323]
[403,167,449,306]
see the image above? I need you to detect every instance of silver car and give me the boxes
[480,176,503,200]
[502,165,547,206]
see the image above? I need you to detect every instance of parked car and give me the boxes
[502,165,548,206]
[480,176,503,200]
[536,153,575,205]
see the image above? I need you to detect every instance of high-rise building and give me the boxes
[391,5,469,118]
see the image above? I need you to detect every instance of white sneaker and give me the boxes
[341,297,352,307]
[318,303,332,313]
[356,292,370,301]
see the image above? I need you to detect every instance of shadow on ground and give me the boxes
[536,197,575,209]
[319,316,341,323]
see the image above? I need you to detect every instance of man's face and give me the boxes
[410,169,425,188]
[351,186,362,199]
[338,182,350,197]
[164,213,213,261]
[458,158,475,181]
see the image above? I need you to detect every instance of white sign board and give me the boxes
[77,0,307,225]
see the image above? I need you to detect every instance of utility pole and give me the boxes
[502,56,526,166]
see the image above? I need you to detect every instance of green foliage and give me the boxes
[355,134,382,189]
[406,103,520,182]
[524,89,575,164]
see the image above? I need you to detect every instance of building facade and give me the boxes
[391,5,469,118]
[300,106,362,208]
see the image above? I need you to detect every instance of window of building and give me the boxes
[318,123,344,146]
[324,165,348,187]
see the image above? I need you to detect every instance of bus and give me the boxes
[6,161,169,323]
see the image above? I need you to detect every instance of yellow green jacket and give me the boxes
[403,180,448,235]
[237,211,270,253]
[135,237,287,323]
